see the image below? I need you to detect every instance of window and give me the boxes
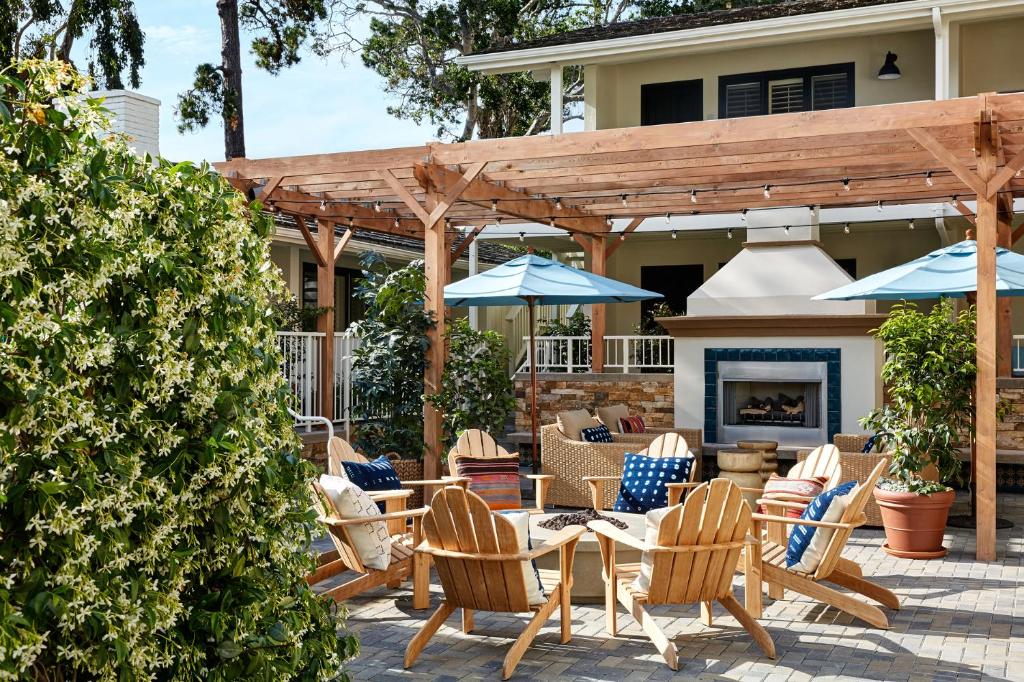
[640,264,704,323]
[718,63,854,119]
[301,263,365,331]
[641,79,703,126]
[835,258,857,279]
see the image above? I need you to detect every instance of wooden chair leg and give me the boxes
[719,594,776,659]
[559,544,574,644]
[827,569,900,610]
[619,589,677,671]
[412,553,430,610]
[503,592,560,680]
[835,557,864,579]
[764,506,786,601]
[597,535,617,635]
[764,564,889,629]
[404,602,456,670]
[587,479,605,511]
[744,535,763,619]
[462,608,474,633]
[700,601,713,627]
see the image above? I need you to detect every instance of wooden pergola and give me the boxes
[217,93,1024,561]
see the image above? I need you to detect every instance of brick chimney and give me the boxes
[90,89,160,159]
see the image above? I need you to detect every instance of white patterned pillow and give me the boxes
[318,475,391,571]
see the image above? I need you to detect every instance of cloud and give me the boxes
[143,24,214,58]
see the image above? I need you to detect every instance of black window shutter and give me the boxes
[724,81,763,118]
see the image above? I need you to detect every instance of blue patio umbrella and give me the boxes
[445,254,662,470]
[814,240,1024,301]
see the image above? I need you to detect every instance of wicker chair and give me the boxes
[541,423,703,508]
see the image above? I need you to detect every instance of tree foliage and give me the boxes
[348,252,434,459]
[860,300,975,493]
[0,0,144,89]
[0,60,352,680]
[319,0,772,140]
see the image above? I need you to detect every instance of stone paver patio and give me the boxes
[321,495,1024,681]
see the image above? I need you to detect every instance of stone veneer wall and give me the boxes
[514,372,674,431]
[997,378,1024,451]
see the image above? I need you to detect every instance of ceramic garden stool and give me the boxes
[717,449,764,509]
[737,439,779,483]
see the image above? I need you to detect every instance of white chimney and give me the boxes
[90,89,160,159]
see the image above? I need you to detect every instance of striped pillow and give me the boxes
[455,456,522,511]
[618,415,647,434]
[759,474,829,518]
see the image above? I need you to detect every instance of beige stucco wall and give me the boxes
[586,29,935,130]
[959,18,1024,97]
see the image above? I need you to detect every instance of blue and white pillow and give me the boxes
[786,481,857,572]
[341,455,403,492]
[613,453,694,514]
[861,435,878,453]
[581,424,614,443]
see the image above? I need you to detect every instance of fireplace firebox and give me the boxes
[716,361,828,445]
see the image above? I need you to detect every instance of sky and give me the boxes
[78,1,436,163]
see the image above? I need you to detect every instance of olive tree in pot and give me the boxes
[860,300,975,559]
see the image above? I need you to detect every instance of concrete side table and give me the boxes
[717,449,764,508]
[737,439,779,482]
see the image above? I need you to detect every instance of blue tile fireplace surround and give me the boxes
[704,347,841,444]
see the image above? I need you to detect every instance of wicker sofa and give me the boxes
[541,422,703,508]
[799,433,890,527]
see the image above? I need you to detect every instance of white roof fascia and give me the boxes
[458,0,1024,74]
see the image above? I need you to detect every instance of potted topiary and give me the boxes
[860,300,975,559]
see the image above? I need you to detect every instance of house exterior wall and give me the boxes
[959,18,1024,97]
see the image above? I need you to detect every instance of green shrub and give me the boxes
[0,61,352,680]
[428,317,516,446]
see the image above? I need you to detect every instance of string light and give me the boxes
[621,194,629,207]
[877,200,884,212]
[319,199,327,211]
[671,230,677,239]
[549,217,555,227]
[763,184,772,199]
[925,171,934,187]
[393,217,400,228]
[843,222,850,234]
[740,209,748,221]
[491,199,498,212]
[908,219,915,230]
[727,228,733,240]
[374,200,382,212]
[690,189,698,204]
[842,178,851,192]
[519,232,525,242]
[665,212,672,223]
[606,215,613,226]
[495,216,502,226]
[784,225,790,234]
[348,216,354,228]
[554,197,563,210]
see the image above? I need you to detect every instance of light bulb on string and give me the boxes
[491,199,498,212]
[495,216,502,226]
[740,209,748,222]
[843,222,850,234]
[727,228,733,240]
[925,171,934,187]
[394,217,400,228]
[763,184,772,199]
[690,189,698,204]
[319,199,327,211]
[374,200,382,212]
[842,178,851,192]
[671,230,677,239]
[784,225,790,235]
[348,216,354,228]
[665,212,672,224]
[876,200,883,212]
[519,232,525,242]
[620,194,628,207]
[908,219,915,230]
[554,197,563,210]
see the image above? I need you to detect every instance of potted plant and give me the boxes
[860,300,975,559]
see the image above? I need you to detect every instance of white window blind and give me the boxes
[769,78,804,114]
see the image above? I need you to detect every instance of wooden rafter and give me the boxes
[952,198,977,225]
[334,228,356,261]
[450,224,485,265]
[606,217,645,258]
[293,214,327,267]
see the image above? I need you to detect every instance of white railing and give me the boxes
[1014,335,1024,374]
[334,332,361,438]
[505,303,580,374]
[277,332,324,430]
[519,335,674,374]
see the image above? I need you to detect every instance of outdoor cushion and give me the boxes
[340,455,403,492]
[786,481,857,572]
[597,404,630,433]
[861,435,878,453]
[618,415,647,434]
[455,455,522,510]
[498,510,546,605]
[557,409,596,441]
[317,475,392,571]
[581,424,614,443]
[632,504,675,593]
[759,474,829,518]
[614,452,694,514]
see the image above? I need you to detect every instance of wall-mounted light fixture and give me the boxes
[877,51,901,80]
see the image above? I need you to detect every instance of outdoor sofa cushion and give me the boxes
[581,424,614,443]
[614,452,694,514]
[317,475,392,570]
[454,455,522,510]
[497,511,546,605]
[596,404,630,432]
[618,416,647,434]
[557,409,596,441]
[786,481,856,572]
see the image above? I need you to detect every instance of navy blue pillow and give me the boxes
[861,435,878,453]
[613,453,694,514]
[581,424,614,443]
[341,455,403,492]
[786,481,857,567]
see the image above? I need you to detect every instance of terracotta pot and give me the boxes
[873,487,955,559]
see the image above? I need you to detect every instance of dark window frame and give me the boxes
[718,62,855,119]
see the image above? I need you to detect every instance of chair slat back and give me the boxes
[328,436,367,477]
[423,486,530,612]
[447,429,512,476]
[310,481,366,573]
[638,433,699,485]
[790,444,841,489]
[644,479,751,606]
[813,459,886,580]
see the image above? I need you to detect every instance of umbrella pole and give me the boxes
[528,297,539,477]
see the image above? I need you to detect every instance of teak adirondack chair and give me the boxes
[745,459,899,629]
[447,429,553,512]
[589,479,775,670]
[583,432,698,511]
[308,481,430,609]
[404,486,585,680]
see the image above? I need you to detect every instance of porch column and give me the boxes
[468,237,480,330]
[550,65,563,135]
[316,220,336,422]
[590,235,607,372]
[975,113,998,561]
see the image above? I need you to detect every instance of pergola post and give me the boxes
[590,235,607,372]
[422,204,448,480]
[975,109,999,561]
[316,220,336,422]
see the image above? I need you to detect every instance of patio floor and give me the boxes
[319,494,1024,681]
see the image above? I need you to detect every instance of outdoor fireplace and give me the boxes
[717,361,827,445]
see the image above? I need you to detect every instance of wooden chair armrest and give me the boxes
[750,512,865,530]
[527,525,587,559]
[587,520,647,551]
[367,489,414,502]
[415,526,586,562]
[581,475,621,483]
[319,507,429,526]
[524,474,555,481]
[664,482,702,490]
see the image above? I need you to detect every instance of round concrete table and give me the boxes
[530,511,645,603]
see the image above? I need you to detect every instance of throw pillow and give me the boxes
[861,435,878,453]
[596,404,630,433]
[618,416,647,434]
[631,505,674,593]
[317,475,392,571]
[557,409,596,441]
[498,511,546,605]
[581,424,614,443]
[786,481,857,572]
[759,474,829,518]
[455,455,522,510]
[614,453,694,514]
[340,455,403,492]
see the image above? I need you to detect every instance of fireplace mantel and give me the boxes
[658,314,888,338]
